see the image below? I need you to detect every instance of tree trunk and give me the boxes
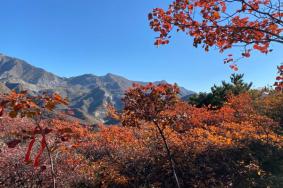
[36,121,56,188]
[154,122,181,188]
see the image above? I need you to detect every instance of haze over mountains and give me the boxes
[0,54,194,123]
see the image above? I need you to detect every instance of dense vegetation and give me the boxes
[1,0,283,187]
[0,83,282,187]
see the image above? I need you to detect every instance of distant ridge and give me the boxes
[0,54,195,123]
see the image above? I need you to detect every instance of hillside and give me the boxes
[0,54,194,123]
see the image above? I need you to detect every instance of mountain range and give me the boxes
[0,54,194,123]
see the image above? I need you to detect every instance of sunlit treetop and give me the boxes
[108,83,180,127]
[149,0,283,70]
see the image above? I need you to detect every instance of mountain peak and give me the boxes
[0,54,194,123]
[105,73,116,77]
[103,73,129,81]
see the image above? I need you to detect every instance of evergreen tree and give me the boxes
[189,74,252,108]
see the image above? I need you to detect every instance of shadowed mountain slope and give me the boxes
[0,54,194,123]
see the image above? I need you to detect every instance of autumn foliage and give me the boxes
[0,1,282,187]
[275,64,283,91]
[0,83,282,187]
[149,0,283,70]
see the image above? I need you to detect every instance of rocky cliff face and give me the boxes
[0,54,194,123]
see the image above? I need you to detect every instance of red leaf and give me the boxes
[242,51,251,58]
[43,128,53,134]
[148,13,153,20]
[41,165,47,171]
[34,135,46,167]
[229,64,239,71]
[25,136,35,163]
[6,139,21,148]
[0,106,3,116]
[61,136,69,142]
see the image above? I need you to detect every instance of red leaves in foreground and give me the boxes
[229,64,239,71]
[149,0,283,69]
[25,136,36,163]
[0,83,283,187]
[34,135,47,167]
[0,91,70,170]
[5,130,47,168]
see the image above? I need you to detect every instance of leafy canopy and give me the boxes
[149,0,283,69]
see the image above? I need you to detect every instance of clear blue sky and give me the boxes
[0,0,282,92]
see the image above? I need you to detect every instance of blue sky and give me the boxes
[0,0,282,92]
